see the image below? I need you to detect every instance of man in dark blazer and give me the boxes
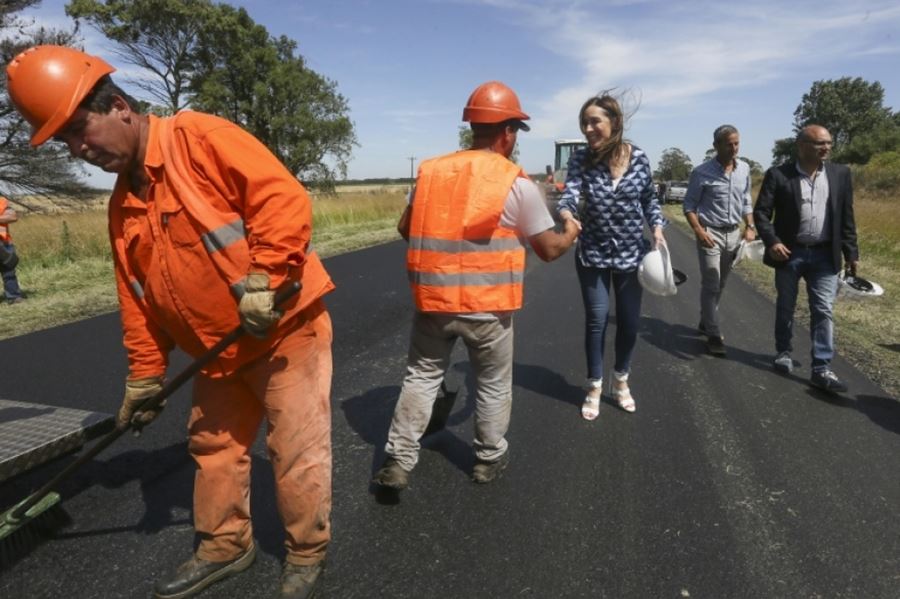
[754,124,859,393]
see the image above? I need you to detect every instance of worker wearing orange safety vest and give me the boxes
[0,196,24,303]
[7,45,333,599]
[372,81,582,491]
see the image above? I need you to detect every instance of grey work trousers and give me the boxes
[385,311,514,470]
[697,224,743,337]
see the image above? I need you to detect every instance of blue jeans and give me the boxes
[575,261,643,380]
[774,246,839,373]
[1,242,22,300]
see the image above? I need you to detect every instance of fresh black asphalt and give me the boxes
[1,225,898,598]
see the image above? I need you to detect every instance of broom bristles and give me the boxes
[0,493,71,569]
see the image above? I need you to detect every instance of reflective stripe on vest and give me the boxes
[407,150,526,313]
[408,270,524,287]
[130,278,145,299]
[201,219,245,254]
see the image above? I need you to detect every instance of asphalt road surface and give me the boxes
[1,225,898,598]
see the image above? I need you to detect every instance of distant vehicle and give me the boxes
[665,181,689,203]
[543,139,588,203]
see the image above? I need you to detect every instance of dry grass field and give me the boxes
[0,189,407,340]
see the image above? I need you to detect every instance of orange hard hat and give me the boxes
[6,45,115,146]
[462,81,530,129]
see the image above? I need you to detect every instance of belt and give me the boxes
[793,241,830,250]
[702,222,740,232]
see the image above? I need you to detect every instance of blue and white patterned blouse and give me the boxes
[557,146,667,272]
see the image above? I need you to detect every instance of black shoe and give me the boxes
[810,370,848,393]
[706,336,727,356]
[280,560,324,599]
[154,544,256,599]
[472,450,509,484]
[371,456,409,490]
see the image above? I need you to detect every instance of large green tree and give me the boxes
[655,147,692,181]
[66,0,357,186]
[0,1,94,203]
[66,0,212,113]
[794,77,892,150]
[772,77,897,165]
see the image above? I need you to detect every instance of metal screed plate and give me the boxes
[0,398,114,483]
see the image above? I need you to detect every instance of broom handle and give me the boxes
[12,281,301,519]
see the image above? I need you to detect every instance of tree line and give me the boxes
[655,77,898,187]
[1,0,357,205]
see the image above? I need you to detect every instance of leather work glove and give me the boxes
[238,272,283,338]
[117,376,166,435]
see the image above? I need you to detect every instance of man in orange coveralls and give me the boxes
[6,45,333,599]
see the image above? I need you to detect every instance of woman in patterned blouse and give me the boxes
[557,93,667,421]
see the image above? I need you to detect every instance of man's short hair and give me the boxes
[713,124,738,144]
[78,75,139,114]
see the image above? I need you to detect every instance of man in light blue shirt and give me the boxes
[683,125,756,356]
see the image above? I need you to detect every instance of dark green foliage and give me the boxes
[66,0,358,188]
[771,77,899,166]
[655,147,692,181]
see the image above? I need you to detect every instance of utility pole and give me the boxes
[407,156,416,192]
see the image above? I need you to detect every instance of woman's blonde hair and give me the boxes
[579,93,627,166]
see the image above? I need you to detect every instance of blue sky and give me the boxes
[18,0,900,187]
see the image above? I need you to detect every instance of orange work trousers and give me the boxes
[188,301,333,566]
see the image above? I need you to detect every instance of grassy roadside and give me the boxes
[662,194,899,399]
[0,190,407,340]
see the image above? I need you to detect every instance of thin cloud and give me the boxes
[497,0,900,137]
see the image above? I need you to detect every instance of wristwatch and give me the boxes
[746,224,756,230]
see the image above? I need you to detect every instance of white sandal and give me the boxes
[582,378,602,421]
[611,371,636,413]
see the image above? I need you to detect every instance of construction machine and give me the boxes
[543,139,587,203]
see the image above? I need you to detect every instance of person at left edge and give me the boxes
[0,196,25,304]
[7,45,334,599]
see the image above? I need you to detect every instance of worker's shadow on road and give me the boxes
[639,316,773,374]
[30,441,289,562]
[511,362,583,409]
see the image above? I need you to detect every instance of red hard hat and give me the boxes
[462,81,530,129]
[6,45,115,146]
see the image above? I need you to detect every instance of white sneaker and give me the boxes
[773,351,793,374]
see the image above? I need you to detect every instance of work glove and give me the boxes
[238,272,283,338]
[117,376,166,434]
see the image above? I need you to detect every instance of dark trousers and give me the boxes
[575,261,643,380]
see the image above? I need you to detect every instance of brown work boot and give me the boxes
[154,544,256,599]
[280,560,324,599]
[472,449,509,484]
[371,456,410,490]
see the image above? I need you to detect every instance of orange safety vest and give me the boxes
[109,112,334,376]
[0,197,11,243]
[407,150,526,313]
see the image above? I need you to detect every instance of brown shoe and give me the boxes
[472,450,509,484]
[154,544,256,599]
[371,456,409,490]
[280,560,324,599]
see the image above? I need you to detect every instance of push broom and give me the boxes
[0,281,300,567]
